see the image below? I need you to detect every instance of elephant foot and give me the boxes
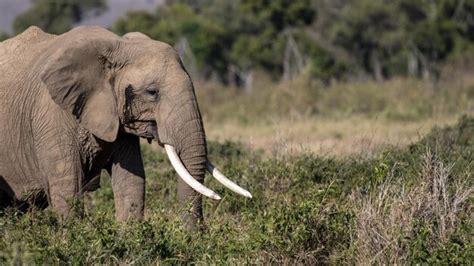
[181,208,204,232]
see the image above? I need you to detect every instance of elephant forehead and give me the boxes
[127,55,188,85]
[124,58,169,84]
[130,41,179,63]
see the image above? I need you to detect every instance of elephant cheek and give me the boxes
[155,118,173,147]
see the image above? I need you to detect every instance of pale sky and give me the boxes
[0,0,162,34]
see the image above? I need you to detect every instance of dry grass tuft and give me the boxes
[420,150,474,242]
[352,149,473,264]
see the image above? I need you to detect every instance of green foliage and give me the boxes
[330,0,401,79]
[241,0,315,31]
[231,0,315,74]
[298,32,348,82]
[13,0,107,34]
[109,0,474,82]
[324,0,474,79]
[0,117,472,263]
[8,0,474,81]
[112,0,316,81]
[0,32,9,42]
[404,115,474,175]
[113,4,227,77]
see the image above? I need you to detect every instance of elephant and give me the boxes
[0,26,251,228]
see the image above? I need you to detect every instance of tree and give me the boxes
[232,0,316,76]
[312,0,474,81]
[13,0,107,34]
[397,0,474,79]
[328,0,403,81]
[113,4,226,79]
[113,0,317,86]
[113,0,474,84]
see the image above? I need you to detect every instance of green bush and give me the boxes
[0,32,8,42]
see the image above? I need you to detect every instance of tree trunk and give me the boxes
[370,50,383,82]
[407,50,418,77]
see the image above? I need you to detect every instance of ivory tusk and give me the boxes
[164,145,221,200]
[206,161,253,198]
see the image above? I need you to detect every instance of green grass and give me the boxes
[1,116,472,264]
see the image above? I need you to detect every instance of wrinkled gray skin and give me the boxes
[0,26,206,228]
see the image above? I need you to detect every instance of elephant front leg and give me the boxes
[177,179,203,230]
[47,158,83,219]
[111,172,145,221]
[109,136,145,221]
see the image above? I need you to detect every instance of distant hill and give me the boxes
[0,0,162,34]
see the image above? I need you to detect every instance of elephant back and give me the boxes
[0,26,56,79]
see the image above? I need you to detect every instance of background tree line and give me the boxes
[1,0,473,86]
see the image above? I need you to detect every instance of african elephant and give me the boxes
[0,26,251,227]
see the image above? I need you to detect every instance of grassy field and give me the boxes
[199,73,473,157]
[0,75,473,264]
[204,115,459,157]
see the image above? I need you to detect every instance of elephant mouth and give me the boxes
[123,120,161,145]
[146,123,162,145]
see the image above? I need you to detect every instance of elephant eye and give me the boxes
[145,86,159,99]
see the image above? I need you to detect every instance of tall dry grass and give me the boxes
[195,71,474,156]
[196,70,474,124]
[351,149,473,264]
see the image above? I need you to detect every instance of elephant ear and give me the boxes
[41,36,120,142]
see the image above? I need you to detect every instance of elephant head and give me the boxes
[39,27,251,225]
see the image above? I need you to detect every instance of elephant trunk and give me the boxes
[176,119,207,228]
[157,94,208,228]
[156,85,252,229]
